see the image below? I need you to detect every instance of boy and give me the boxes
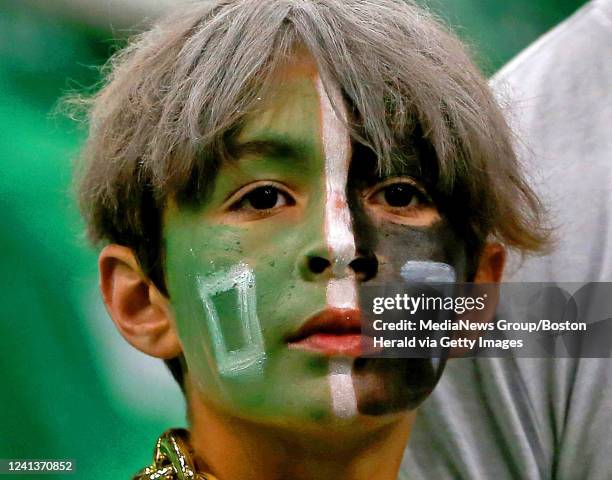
[75,0,546,478]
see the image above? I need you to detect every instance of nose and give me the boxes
[300,247,378,282]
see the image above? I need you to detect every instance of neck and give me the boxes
[186,383,414,480]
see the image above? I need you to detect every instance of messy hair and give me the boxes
[75,0,548,289]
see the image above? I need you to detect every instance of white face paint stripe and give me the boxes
[316,75,356,276]
[316,76,359,418]
[316,76,359,313]
[328,357,357,418]
[326,277,358,310]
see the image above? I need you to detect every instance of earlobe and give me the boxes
[99,244,182,359]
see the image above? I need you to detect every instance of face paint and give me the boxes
[167,216,333,423]
[326,278,358,310]
[315,76,360,418]
[328,358,357,418]
[164,55,470,427]
[346,151,467,415]
[316,75,355,278]
[165,61,353,425]
[400,261,456,377]
[400,260,456,284]
[195,262,265,376]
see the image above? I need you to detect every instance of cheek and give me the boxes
[376,223,467,281]
[164,217,329,393]
[350,202,468,281]
[165,224,267,383]
[348,206,468,415]
[165,216,367,424]
[166,220,304,348]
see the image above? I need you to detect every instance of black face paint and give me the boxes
[346,144,469,415]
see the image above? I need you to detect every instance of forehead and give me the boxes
[236,53,337,163]
[232,54,419,180]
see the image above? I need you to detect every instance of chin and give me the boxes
[352,357,441,415]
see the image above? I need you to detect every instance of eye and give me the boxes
[244,186,285,210]
[381,183,420,208]
[366,179,439,225]
[369,181,427,209]
[229,184,295,212]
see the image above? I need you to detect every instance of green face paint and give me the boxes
[165,61,347,425]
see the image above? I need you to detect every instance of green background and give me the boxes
[0,1,587,478]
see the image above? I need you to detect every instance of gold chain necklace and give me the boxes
[133,429,218,480]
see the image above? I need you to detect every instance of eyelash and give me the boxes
[228,183,295,213]
[224,178,431,219]
[366,179,430,209]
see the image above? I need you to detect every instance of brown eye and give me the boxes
[245,186,282,209]
[231,184,294,212]
[383,183,419,207]
[366,178,439,226]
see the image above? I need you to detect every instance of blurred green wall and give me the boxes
[0,5,186,479]
[0,1,587,478]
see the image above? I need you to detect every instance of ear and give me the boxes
[99,244,182,359]
[472,242,506,327]
[470,243,506,324]
[473,242,506,283]
[448,242,506,358]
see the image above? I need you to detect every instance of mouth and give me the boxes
[286,308,373,357]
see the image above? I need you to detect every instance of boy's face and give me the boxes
[164,55,468,427]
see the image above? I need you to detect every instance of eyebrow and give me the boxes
[228,136,314,168]
[228,136,424,179]
[351,141,424,180]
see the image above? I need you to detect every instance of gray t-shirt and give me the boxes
[400,1,612,478]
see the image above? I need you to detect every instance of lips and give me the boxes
[286,308,371,356]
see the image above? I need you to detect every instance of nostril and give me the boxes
[308,256,331,274]
[349,256,378,282]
